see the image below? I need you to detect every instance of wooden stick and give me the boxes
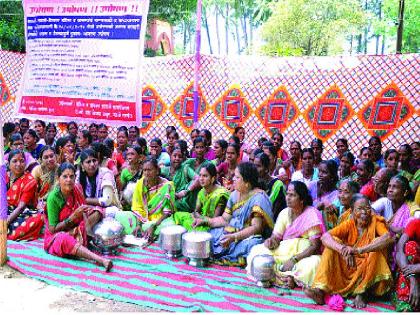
[0,220,6,265]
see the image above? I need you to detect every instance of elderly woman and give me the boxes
[336,180,360,224]
[305,194,393,309]
[6,149,44,241]
[31,146,58,207]
[44,163,112,271]
[393,219,420,311]
[131,157,176,242]
[175,163,229,231]
[193,162,274,267]
[254,152,286,221]
[247,181,324,289]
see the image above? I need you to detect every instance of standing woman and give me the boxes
[384,149,399,171]
[310,138,323,168]
[233,126,251,157]
[217,143,240,192]
[24,129,44,159]
[34,120,47,145]
[254,152,286,221]
[291,148,319,186]
[307,160,339,230]
[174,163,229,231]
[6,149,44,241]
[131,158,176,242]
[212,139,228,167]
[44,163,112,272]
[45,123,58,147]
[67,121,78,140]
[193,162,274,267]
[31,146,58,207]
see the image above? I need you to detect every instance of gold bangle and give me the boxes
[234,234,239,243]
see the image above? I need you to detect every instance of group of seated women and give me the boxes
[3,119,420,310]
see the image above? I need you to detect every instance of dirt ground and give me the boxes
[0,263,161,313]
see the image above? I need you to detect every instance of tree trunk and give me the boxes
[241,14,248,53]
[203,8,213,54]
[375,0,382,54]
[364,0,368,54]
[357,34,362,53]
[183,20,188,53]
[235,22,241,54]
[381,34,386,54]
[225,4,229,54]
[215,5,221,54]
[249,15,253,54]
[349,35,353,55]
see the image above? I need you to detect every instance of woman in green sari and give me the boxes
[131,157,176,242]
[175,163,230,231]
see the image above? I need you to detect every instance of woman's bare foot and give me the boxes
[103,259,113,272]
[286,276,296,289]
[353,294,366,308]
[304,287,325,305]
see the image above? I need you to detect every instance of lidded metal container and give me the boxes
[182,231,213,267]
[160,225,187,258]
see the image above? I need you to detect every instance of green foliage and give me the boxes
[373,0,419,53]
[0,1,25,52]
[149,0,196,25]
[260,0,366,56]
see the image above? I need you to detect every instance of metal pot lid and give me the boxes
[161,225,187,236]
[182,231,212,242]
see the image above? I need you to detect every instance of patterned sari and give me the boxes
[392,219,420,312]
[131,177,176,236]
[210,190,274,267]
[44,185,102,257]
[174,186,229,231]
[7,172,43,241]
[247,206,325,287]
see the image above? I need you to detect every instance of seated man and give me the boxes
[305,194,393,309]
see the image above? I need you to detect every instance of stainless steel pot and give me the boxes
[160,225,187,258]
[91,217,124,255]
[182,231,212,267]
[250,254,275,288]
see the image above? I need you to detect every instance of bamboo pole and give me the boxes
[0,113,7,265]
[192,0,202,128]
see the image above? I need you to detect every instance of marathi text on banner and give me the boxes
[16,0,149,126]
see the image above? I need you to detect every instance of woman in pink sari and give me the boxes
[44,163,113,272]
[247,181,325,289]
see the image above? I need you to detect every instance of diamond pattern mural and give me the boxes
[141,85,167,133]
[303,85,355,141]
[357,82,416,140]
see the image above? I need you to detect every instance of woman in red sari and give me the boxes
[44,163,113,272]
[393,218,420,311]
[7,149,43,241]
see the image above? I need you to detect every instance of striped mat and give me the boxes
[7,239,394,312]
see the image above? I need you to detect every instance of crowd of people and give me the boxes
[2,118,420,310]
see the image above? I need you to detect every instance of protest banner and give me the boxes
[15,0,149,126]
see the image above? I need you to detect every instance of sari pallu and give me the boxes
[247,206,325,287]
[174,186,229,232]
[131,178,176,236]
[311,215,392,298]
[44,185,103,257]
[7,172,43,241]
[210,191,274,267]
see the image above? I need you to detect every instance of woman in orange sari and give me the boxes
[305,194,393,308]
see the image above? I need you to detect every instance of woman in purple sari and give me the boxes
[193,162,274,267]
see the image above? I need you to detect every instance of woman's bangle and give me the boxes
[407,273,416,279]
[291,256,299,264]
[234,233,239,243]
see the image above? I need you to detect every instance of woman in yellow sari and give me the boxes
[131,157,175,242]
[305,194,394,309]
[246,181,324,289]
